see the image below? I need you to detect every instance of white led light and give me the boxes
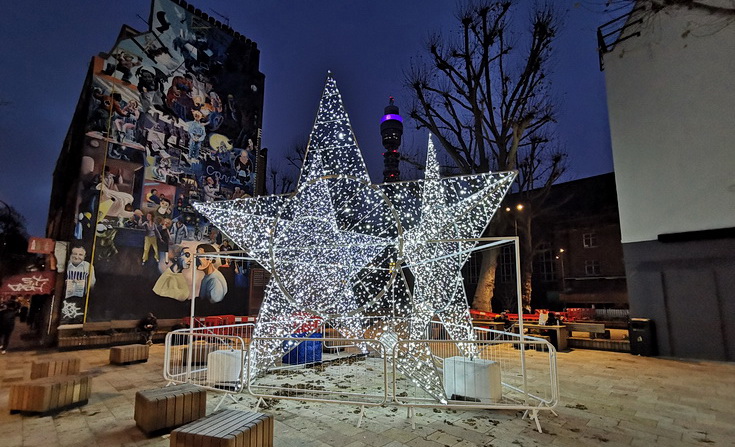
[195,74,515,401]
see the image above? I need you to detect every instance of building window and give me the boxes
[465,253,481,284]
[584,260,601,276]
[534,243,555,282]
[498,245,515,283]
[583,232,598,248]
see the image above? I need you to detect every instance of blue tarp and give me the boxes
[282,332,323,365]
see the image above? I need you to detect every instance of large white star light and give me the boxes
[195,73,516,402]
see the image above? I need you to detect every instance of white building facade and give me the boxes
[602,1,735,360]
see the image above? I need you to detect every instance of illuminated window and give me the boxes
[583,232,598,248]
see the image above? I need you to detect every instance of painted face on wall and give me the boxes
[70,247,86,266]
[181,248,192,270]
[196,247,213,271]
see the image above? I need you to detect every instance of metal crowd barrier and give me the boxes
[163,320,558,432]
[164,323,254,392]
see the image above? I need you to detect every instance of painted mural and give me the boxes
[59,0,264,325]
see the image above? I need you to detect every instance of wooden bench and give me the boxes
[170,409,274,447]
[82,321,112,333]
[30,357,81,379]
[9,374,91,414]
[566,322,607,339]
[154,319,185,342]
[110,344,149,365]
[134,384,207,435]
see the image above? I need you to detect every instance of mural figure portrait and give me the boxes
[62,246,96,324]
[65,246,96,299]
[153,245,192,301]
[235,148,252,186]
[196,244,227,303]
[170,219,189,244]
[154,197,173,220]
[139,212,162,264]
[202,176,220,202]
[186,110,207,163]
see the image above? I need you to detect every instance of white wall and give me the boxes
[604,4,735,243]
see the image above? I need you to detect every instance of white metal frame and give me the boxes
[165,236,559,432]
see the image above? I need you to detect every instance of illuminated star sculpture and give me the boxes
[195,73,515,402]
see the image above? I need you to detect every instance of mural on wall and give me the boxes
[59,0,263,324]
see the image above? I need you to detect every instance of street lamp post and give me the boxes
[556,248,566,292]
[505,203,524,235]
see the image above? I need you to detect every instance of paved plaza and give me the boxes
[0,344,733,446]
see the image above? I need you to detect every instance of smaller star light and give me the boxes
[196,73,516,402]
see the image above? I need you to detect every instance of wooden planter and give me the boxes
[134,384,207,435]
[30,357,81,379]
[170,409,273,447]
[9,374,91,414]
[110,344,150,365]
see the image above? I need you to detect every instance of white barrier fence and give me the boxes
[164,321,558,432]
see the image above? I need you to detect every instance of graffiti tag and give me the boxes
[205,164,236,185]
[7,275,51,293]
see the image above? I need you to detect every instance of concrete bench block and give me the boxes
[135,383,207,435]
[9,374,91,414]
[110,344,150,365]
[30,357,81,379]
[170,409,273,447]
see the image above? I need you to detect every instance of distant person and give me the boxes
[543,312,559,350]
[0,297,20,354]
[494,311,512,331]
[138,313,158,345]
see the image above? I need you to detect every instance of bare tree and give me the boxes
[268,137,308,195]
[268,164,296,195]
[406,1,565,311]
[0,201,33,284]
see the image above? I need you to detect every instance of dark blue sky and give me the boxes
[0,0,615,236]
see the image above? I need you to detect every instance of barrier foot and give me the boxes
[254,396,265,411]
[522,409,543,433]
[214,393,229,411]
[406,406,415,430]
[356,405,366,428]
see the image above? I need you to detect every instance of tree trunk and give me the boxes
[519,214,534,312]
[521,269,533,313]
[472,247,498,312]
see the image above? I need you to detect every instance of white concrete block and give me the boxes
[207,349,244,386]
[443,356,501,402]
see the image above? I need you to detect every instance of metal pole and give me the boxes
[514,236,529,404]
[185,254,197,381]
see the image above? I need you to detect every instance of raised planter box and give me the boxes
[110,344,150,365]
[30,357,81,379]
[170,409,273,447]
[134,384,207,435]
[9,374,91,414]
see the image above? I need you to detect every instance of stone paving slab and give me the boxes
[1,345,733,446]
